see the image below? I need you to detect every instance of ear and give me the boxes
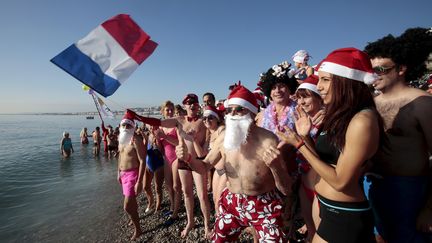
[397,64,408,76]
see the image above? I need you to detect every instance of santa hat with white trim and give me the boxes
[203,105,221,121]
[227,85,259,114]
[292,50,311,64]
[297,74,319,95]
[316,47,377,85]
[121,110,136,126]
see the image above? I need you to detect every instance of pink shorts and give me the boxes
[120,169,138,197]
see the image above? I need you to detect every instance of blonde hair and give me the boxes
[161,100,174,118]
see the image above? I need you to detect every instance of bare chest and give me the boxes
[376,99,410,130]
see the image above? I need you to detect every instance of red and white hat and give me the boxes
[297,74,319,95]
[316,47,377,85]
[227,85,259,114]
[203,105,221,121]
[121,110,136,126]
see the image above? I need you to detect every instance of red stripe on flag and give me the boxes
[101,14,156,64]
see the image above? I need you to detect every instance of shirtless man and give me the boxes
[117,113,146,240]
[365,28,432,242]
[176,85,291,242]
[92,126,101,156]
[127,93,212,239]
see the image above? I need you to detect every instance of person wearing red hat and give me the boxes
[200,105,226,215]
[176,85,292,242]
[365,28,432,242]
[128,93,212,239]
[278,47,382,243]
[117,111,147,240]
[293,74,324,241]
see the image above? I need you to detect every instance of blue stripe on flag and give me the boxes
[50,44,121,97]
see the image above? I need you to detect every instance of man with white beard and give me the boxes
[117,111,147,240]
[176,85,292,243]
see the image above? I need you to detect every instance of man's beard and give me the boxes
[118,127,134,145]
[223,113,253,151]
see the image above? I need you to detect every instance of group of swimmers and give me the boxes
[66,27,432,242]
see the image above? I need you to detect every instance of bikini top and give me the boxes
[315,131,340,166]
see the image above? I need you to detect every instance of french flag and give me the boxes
[51,14,158,97]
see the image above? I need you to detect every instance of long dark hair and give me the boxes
[321,75,377,150]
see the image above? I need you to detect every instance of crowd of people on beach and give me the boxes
[63,27,432,243]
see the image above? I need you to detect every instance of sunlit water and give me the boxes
[0,115,124,242]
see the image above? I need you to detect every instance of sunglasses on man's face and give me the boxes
[226,106,246,114]
[373,65,396,75]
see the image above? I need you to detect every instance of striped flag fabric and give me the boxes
[51,14,158,97]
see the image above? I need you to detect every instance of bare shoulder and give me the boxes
[254,126,278,145]
[348,110,379,133]
[255,110,264,126]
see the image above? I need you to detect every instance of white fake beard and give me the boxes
[223,113,253,151]
[118,127,134,145]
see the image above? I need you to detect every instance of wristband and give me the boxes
[295,140,305,150]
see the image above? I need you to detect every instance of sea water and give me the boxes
[0,115,124,242]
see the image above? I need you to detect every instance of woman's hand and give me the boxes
[277,126,302,146]
[294,106,312,137]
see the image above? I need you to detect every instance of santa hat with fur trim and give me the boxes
[121,110,136,126]
[203,105,221,121]
[227,85,259,114]
[297,74,319,95]
[316,47,377,85]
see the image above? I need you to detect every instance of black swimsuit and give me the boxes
[314,131,375,243]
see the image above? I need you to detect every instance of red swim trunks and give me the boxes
[213,188,286,242]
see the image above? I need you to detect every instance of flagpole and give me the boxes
[90,92,104,123]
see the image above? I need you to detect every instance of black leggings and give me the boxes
[317,194,375,243]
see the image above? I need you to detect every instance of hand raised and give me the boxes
[294,106,312,137]
[175,127,189,161]
[262,144,281,168]
[276,126,301,146]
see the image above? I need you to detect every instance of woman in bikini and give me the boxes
[279,48,382,242]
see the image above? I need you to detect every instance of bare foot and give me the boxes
[205,228,214,240]
[180,223,195,238]
[131,227,142,241]
[128,220,133,226]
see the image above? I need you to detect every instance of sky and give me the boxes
[0,0,431,114]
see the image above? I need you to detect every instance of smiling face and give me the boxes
[317,71,333,105]
[270,83,291,104]
[296,89,322,116]
[370,57,400,92]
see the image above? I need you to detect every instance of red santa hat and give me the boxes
[227,85,259,114]
[203,105,221,121]
[316,47,377,85]
[253,87,266,107]
[121,110,136,126]
[297,74,319,95]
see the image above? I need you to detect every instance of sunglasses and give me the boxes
[202,116,215,122]
[226,106,246,114]
[373,65,396,75]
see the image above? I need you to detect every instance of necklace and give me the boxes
[271,103,289,131]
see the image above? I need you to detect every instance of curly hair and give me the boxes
[259,66,298,99]
[365,27,432,82]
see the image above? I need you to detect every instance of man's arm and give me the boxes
[262,139,291,196]
[415,96,432,232]
[133,135,147,194]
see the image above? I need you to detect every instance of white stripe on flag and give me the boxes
[76,25,139,84]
